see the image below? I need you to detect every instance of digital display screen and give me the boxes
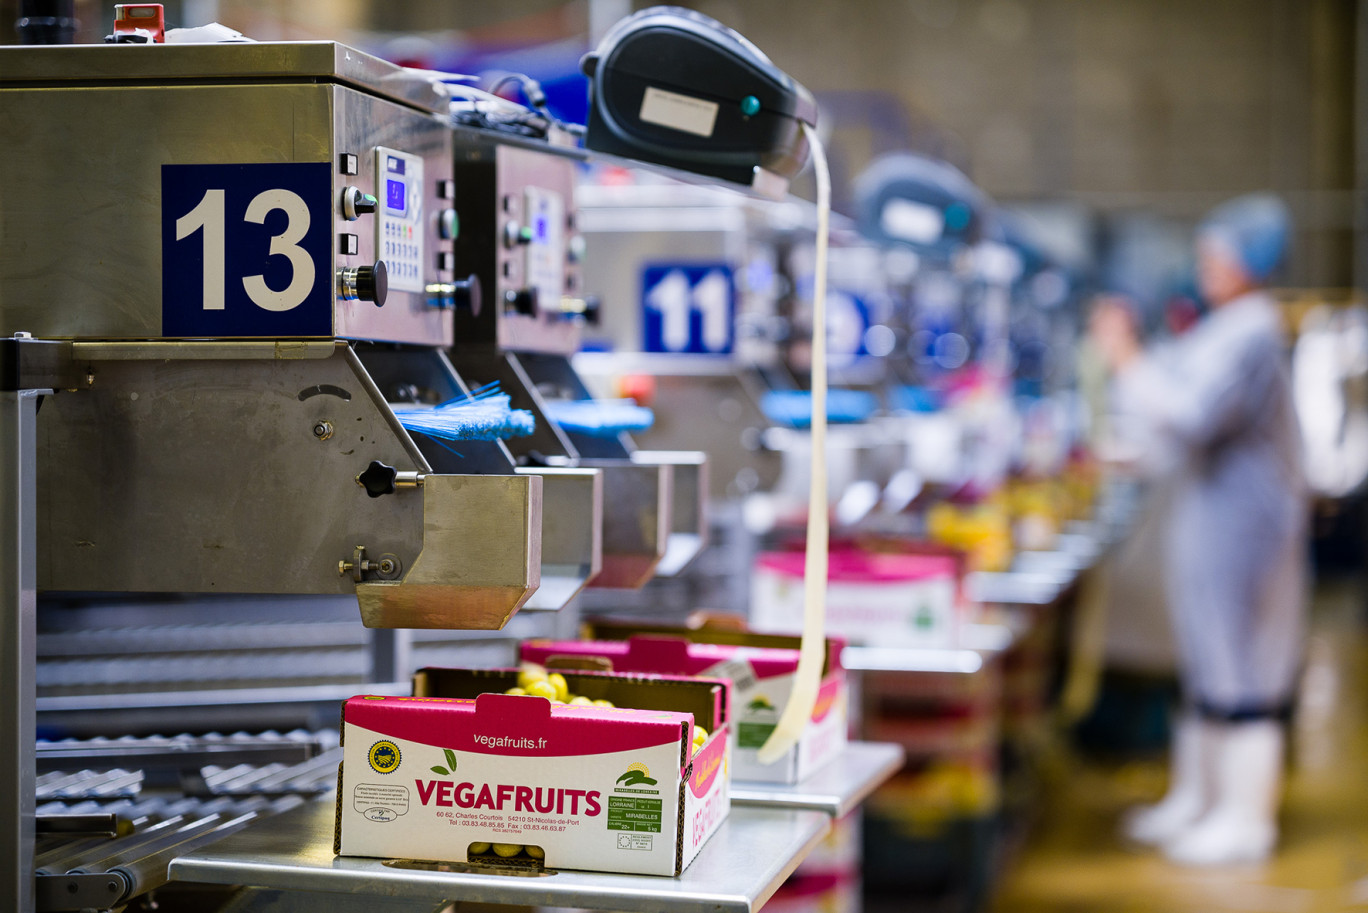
[387,156,405,176]
[386,179,406,214]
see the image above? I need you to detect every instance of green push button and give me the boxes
[439,209,459,241]
[740,95,761,116]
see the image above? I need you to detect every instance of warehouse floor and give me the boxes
[991,582,1368,913]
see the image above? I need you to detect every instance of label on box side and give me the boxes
[608,795,663,832]
[732,675,847,783]
[339,722,686,876]
[737,721,778,750]
[709,658,759,693]
[696,654,848,783]
[751,568,958,646]
[701,658,782,718]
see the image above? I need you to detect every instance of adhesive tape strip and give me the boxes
[757,122,830,765]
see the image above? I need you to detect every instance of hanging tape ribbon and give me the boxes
[757,122,831,765]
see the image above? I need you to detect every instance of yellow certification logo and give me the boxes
[616,762,657,787]
[368,740,402,774]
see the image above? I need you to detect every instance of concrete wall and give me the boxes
[681,0,1356,288]
[3,0,1355,284]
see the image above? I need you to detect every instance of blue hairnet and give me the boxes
[1198,193,1292,283]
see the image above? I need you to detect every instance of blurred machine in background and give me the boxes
[445,131,709,591]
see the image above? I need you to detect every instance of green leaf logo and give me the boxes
[431,749,459,776]
[616,769,657,787]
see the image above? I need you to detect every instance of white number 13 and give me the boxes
[176,187,315,313]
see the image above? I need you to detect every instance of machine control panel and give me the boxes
[451,139,582,354]
[375,147,425,293]
[520,186,566,316]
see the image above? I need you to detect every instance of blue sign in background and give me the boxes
[641,263,736,355]
[162,162,332,337]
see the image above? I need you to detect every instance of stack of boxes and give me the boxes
[334,620,853,876]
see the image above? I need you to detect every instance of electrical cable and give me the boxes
[445,71,586,141]
[489,73,548,113]
[757,121,831,764]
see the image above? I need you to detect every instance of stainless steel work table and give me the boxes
[730,741,904,818]
[169,796,830,913]
[840,621,1020,676]
[966,568,1074,606]
[963,522,1114,608]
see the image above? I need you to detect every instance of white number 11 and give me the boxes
[175,187,314,313]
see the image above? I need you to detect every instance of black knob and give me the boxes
[341,186,378,221]
[581,295,601,325]
[453,274,482,316]
[358,261,388,306]
[505,287,538,316]
[357,460,398,498]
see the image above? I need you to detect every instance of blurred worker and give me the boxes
[1092,194,1307,866]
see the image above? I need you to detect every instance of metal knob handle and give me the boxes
[356,460,424,498]
[558,296,600,324]
[339,261,388,306]
[341,186,379,221]
[503,221,534,248]
[453,274,482,316]
[424,274,481,315]
[357,261,387,305]
[505,287,538,316]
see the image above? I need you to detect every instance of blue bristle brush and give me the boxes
[542,398,654,438]
[392,382,536,442]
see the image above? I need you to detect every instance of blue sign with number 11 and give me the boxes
[641,263,735,355]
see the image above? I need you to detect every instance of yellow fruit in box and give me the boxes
[691,726,709,755]
[546,673,569,703]
[929,500,1013,572]
[517,663,547,689]
[492,843,523,857]
[468,842,491,854]
[525,680,557,701]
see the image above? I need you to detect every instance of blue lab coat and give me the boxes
[1115,292,1307,718]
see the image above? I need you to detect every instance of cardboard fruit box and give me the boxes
[751,550,962,647]
[523,622,846,784]
[335,667,730,877]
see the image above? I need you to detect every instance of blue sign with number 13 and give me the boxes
[162,162,332,337]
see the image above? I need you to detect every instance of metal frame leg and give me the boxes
[368,628,411,684]
[1,390,38,912]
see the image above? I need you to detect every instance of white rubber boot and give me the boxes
[1121,713,1209,846]
[1164,720,1283,866]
